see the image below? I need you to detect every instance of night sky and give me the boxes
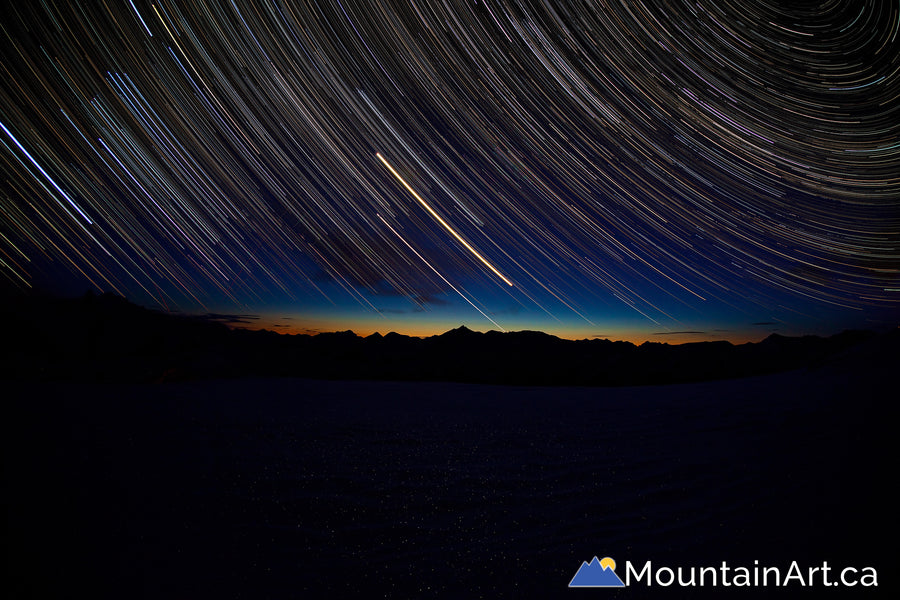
[1,0,898,342]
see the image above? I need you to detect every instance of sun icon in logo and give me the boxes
[600,557,616,571]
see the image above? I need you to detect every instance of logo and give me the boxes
[569,556,625,588]
[568,556,879,589]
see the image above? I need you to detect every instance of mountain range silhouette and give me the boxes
[3,291,897,385]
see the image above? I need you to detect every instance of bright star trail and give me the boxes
[0,1,897,340]
[376,152,514,287]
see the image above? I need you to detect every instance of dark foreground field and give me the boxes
[5,367,893,598]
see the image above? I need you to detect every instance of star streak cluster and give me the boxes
[1,1,897,335]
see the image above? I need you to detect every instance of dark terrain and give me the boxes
[4,292,896,598]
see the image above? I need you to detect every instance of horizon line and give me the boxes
[215,320,891,347]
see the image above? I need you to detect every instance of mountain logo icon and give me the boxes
[569,556,626,587]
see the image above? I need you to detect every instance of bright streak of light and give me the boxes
[377,152,514,287]
[0,120,93,224]
[377,214,506,331]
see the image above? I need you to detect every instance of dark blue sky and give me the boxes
[1,1,897,341]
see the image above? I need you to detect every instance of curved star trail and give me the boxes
[1,1,897,339]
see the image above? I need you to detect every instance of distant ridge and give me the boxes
[2,292,897,385]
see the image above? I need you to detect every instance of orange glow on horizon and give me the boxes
[228,315,769,346]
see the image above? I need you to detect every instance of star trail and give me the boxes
[1,0,898,340]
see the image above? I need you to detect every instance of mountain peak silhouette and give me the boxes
[440,325,478,338]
